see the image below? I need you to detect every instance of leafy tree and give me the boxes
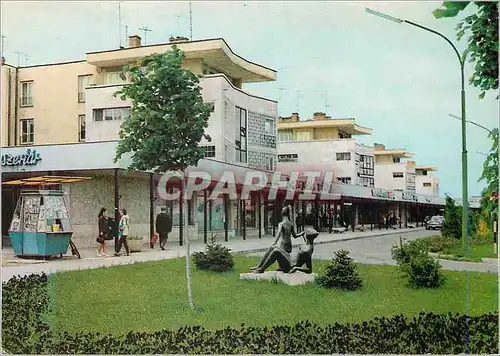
[478,128,499,226]
[433,2,499,99]
[114,46,212,309]
[441,196,462,239]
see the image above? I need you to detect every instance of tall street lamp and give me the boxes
[366,8,469,251]
[449,113,493,135]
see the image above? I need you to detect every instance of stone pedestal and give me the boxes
[239,271,317,286]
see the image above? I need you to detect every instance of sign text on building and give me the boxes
[402,192,418,202]
[371,188,394,200]
[1,149,42,167]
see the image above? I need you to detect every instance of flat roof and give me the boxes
[86,38,276,84]
[277,118,373,135]
[373,149,414,158]
[415,165,438,171]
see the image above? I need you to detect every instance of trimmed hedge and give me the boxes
[2,273,499,354]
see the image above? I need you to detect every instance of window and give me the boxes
[266,157,275,171]
[423,182,432,187]
[205,102,215,112]
[336,152,351,161]
[278,130,293,142]
[358,154,374,176]
[103,71,126,85]
[296,131,312,141]
[78,75,93,102]
[93,107,131,121]
[393,172,404,178]
[202,145,216,158]
[393,156,401,163]
[264,119,275,136]
[278,153,298,163]
[20,119,34,144]
[78,114,86,141]
[359,176,374,187]
[337,177,352,184]
[21,81,33,107]
[235,106,247,163]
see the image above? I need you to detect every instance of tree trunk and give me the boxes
[181,177,195,310]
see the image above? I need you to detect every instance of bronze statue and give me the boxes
[251,227,318,274]
[251,205,317,274]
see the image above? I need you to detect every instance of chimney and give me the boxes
[169,36,189,44]
[313,112,326,121]
[1,57,5,65]
[291,113,299,122]
[374,143,385,151]
[128,35,142,48]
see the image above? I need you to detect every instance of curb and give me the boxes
[233,229,424,255]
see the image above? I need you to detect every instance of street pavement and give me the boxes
[248,229,499,273]
[1,227,497,281]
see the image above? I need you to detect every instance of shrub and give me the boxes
[192,233,234,272]
[2,273,499,354]
[424,235,458,253]
[392,237,445,288]
[316,249,363,290]
[441,196,462,239]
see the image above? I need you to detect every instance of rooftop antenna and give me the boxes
[176,15,182,35]
[14,51,22,67]
[138,26,152,45]
[125,25,129,43]
[118,1,123,48]
[296,90,303,113]
[323,90,330,113]
[24,54,29,67]
[189,1,193,40]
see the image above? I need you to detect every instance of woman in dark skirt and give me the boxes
[97,207,110,257]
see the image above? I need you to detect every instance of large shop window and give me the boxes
[77,75,93,102]
[235,106,247,163]
[78,114,86,141]
[336,152,351,161]
[202,145,216,158]
[21,81,33,107]
[21,118,34,144]
[94,107,131,121]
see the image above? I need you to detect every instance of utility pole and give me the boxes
[139,26,152,45]
[118,1,123,48]
[1,34,6,57]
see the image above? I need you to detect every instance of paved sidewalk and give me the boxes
[1,227,424,281]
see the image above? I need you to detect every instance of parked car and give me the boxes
[426,216,444,230]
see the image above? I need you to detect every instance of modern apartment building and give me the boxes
[415,166,440,196]
[373,143,416,192]
[276,112,375,187]
[1,35,280,246]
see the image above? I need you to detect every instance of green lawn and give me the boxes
[441,243,497,262]
[46,256,498,335]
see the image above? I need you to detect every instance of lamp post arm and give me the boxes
[404,20,465,90]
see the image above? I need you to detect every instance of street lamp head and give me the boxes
[365,8,404,24]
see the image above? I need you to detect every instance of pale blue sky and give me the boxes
[2,1,498,197]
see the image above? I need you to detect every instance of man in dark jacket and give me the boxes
[156,207,172,250]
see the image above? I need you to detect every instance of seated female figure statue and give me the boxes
[250,205,304,272]
[252,227,318,274]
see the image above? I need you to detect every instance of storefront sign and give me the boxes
[1,149,42,167]
[402,192,418,202]
[371,188,394,199]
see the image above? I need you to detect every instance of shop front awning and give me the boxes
[2,175,92,186]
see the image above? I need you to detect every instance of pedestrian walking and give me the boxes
[97,207,111,257]
[115,208,130,256]
[328,209,334,234]
[156,207,172,250]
